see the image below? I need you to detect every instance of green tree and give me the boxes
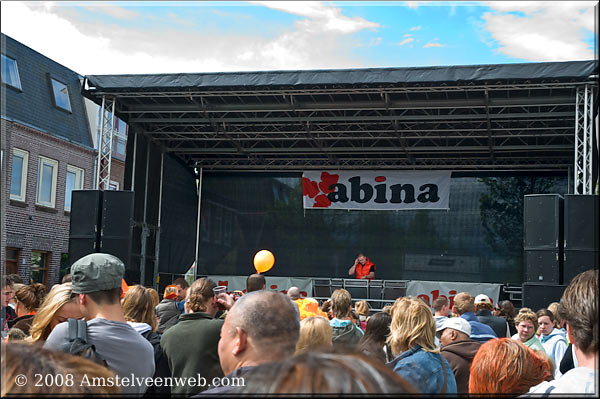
[479,176,556,256]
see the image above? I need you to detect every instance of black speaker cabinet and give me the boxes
[101,191,134,277]
[564,195,599,250]
[563,249,599,285]
[524,249,561,284]
[68,190,103,267]
[524,194,564,249]
[522,283,567,312]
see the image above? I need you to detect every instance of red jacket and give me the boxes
[355,259,376,280]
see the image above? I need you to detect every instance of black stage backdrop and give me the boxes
[195,171,568,285]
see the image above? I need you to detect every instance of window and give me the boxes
[1,54,22,90]
[36,156,58,208]
[10,148,28,201]
[5,248,20,275]
[116,135,126,157]
[50,77,72,112]
[30,251,49,286]
[65,165,84,211]
[108,180,120,191]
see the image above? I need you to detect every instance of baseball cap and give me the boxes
[71,253,125,294]
[436,317,471,338]
[474,294,492,305]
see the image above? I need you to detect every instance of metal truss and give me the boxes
[95,96,116,190]
[86,76,596,172]
[574,85,596,194]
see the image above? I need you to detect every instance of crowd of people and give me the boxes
[1,254,597,396]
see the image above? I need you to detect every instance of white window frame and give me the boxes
[36,156,59,208]
[65,165,84,211]
[10,148,29,201]
[50,77,72,112]
[1,54,22,90]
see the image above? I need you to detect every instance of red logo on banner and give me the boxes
[303,172,339,208]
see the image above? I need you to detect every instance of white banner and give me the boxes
[406,280,502,309]
[208,275,313,298]
[302,170,451,210]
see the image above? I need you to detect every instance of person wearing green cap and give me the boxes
[44,253,155,395]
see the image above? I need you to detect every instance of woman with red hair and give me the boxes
[469,337,553,394]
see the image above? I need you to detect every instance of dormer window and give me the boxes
[50,77,72,112]
[1,54,22,90]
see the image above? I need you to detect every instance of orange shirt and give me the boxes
[355,259,376,280]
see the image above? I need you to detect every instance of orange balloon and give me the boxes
[253,250,275,274]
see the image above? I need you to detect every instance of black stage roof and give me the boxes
[82,60,598,171]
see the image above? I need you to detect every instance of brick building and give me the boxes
[1,34,97,286]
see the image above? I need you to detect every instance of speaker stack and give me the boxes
[68,190,103,266]
[523,194,563,284]
[522,194,599,310]
[522,194,563,310]
[563,195,599,285]
[68,190,134,281]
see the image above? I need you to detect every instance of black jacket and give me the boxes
[476,309,508,338]
[141,329,171,395]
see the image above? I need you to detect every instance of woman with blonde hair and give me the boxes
[27,283,83,343]
[146,287,160,308]
[355,300,370,330]
[296,316,333,355]
[122,285,158,332]
[122,285,170,394]
[388,296,457,394]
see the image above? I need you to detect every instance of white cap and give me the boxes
[474,294,492,305]
[436,317,471,338]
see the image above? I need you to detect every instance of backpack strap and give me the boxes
[68,319,88,344]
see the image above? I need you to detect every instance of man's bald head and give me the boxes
[226,291,300,356]
[287,287,300,301]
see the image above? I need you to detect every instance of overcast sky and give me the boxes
[1,1,597,75]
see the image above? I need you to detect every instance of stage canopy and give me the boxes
[82,60,597,171]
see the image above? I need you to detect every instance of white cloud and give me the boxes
[406,2,419,9]
[81,4,140,20]
[423,42,446,48]
[403,33,412,37]
[398,37,415,46]
[0,1,381,74]
[482,2,596,61]
[410,25,422,31]
[251,1,379,33]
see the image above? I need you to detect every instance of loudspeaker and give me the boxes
[563,250,599,285]
[524,249,561,284]
[68,190,103,267]
[524,194,564,249]
[522,283,567,311]
[100,191,135,281]
[564,195,599,250]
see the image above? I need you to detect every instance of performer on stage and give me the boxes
[348,253,376,280]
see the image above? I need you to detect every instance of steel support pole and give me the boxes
[131,132,138,191]
[583,85,589,194]
[154,150,164,290]
[194,168,203,282]
[140,140,151,286]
